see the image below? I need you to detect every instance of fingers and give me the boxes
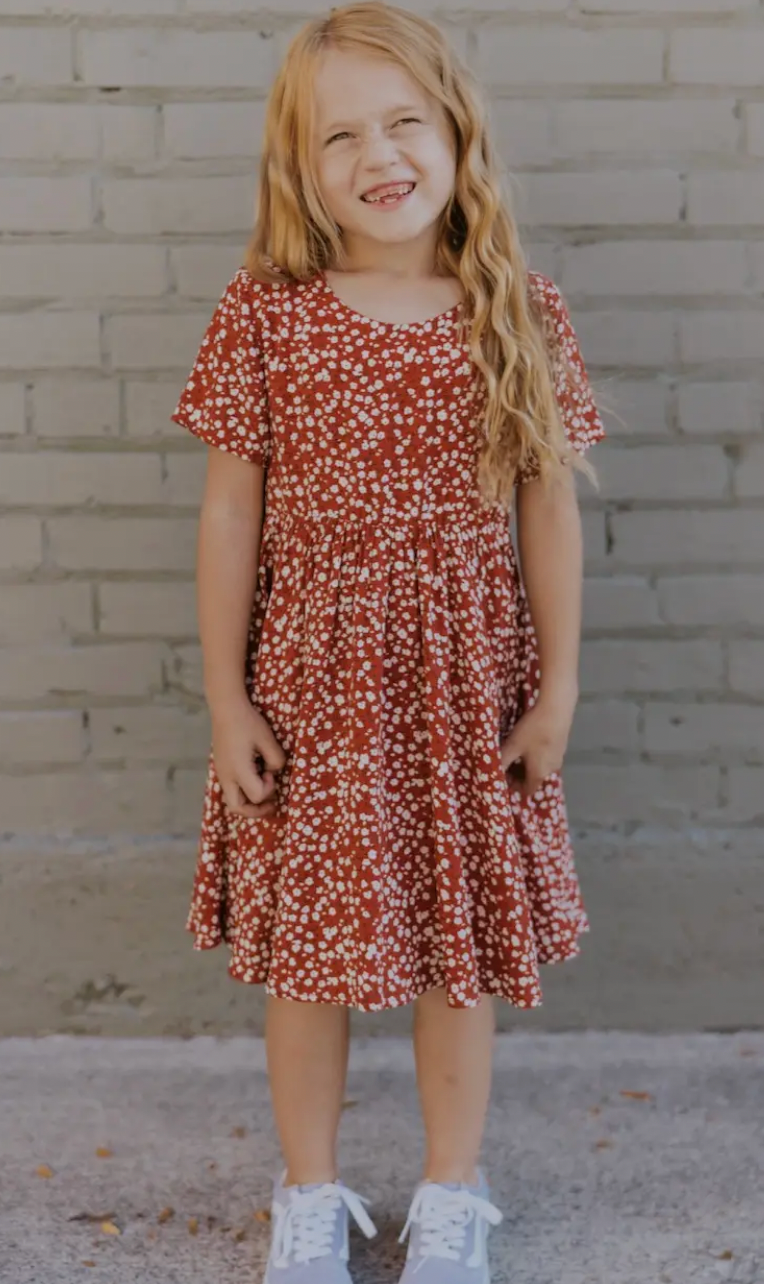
[257,721,288,774]
[222,770,279,818]
[499,730,524,774]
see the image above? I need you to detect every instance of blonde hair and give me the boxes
[246,0,591,506]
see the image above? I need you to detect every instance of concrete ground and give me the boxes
[1,1034,762,1284]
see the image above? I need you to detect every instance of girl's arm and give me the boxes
[197,447,265,713]
[500,467,583,795]
[514,467,583,710]
[197,447,286,816]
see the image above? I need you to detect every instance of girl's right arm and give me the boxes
[197,447,286,818]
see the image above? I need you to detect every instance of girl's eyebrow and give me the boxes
[322,103,425,133]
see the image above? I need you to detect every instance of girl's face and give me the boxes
[312,48,457,263]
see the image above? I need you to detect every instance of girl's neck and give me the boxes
[338,231,439,279]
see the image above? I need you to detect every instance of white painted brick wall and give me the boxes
[0,0,762,836]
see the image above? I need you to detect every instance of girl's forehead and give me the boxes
[313,49,429,126]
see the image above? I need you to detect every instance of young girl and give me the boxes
[172,2,604,1280]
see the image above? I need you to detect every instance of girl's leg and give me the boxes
[265,995,350,1186]
[413,987,495,1185]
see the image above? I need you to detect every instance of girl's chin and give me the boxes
[348,214,441,246]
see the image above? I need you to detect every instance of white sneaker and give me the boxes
[398,1171,503,1283]
[263,1170,378,1283]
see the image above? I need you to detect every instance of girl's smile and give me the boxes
[360,180,417,207]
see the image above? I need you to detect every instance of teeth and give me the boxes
[363,183,414,203]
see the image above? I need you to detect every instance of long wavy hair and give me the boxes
[245,0,591,506]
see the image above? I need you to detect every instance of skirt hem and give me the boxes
[185,916,590,1013]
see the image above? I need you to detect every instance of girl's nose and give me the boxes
[360,130,400,170]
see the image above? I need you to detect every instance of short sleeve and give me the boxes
[172,268,271,468]
[516,274,605,485]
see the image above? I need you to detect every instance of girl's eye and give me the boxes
[327,131,352,144]
[394,117,421,127]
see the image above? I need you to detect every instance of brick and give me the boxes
[657,576,764,628]
[733,443,764,498]
[572,312,677,368]
[0,770,170,837]
[581,641,724,695]
[0,712,84,766]
[687,173,764,225]
[187,0,566,9]
[33,380,120,439]
[597,445,729,502]
[163,453,207,507]
[601,379,670,438]
[489,101,557,168]
[101,176,255,236]
[125,381,183,437]
[0,314,101,372]
[583,577,661,631]
[90,706,209,762]
[561,242,748,298]
[0,644,164,701]
[108,313,216,371]
[163,101,266,159]
[569,700,641,754]
[0,105,97,161]
[524,243,558,281]
[99,582,197,638]
[100,106,158,161]
[729,641,764,696]
[565,764,720,826]
[0,584,93,644]
[677,382,762,437]
[172,645,204,698]
[0,0,176,9]
[555,100,739,158]
[584,0,757,9]
[0,245,167,300]
[79,28,275,89]
[0,453,163,508]
[0,178,92,233]
[477,28,664,86]
[0,28,72,83]
[748,243,764,293]
[611,511,764,568]
[581,512,607,565]
[680,314,764,364]
[0,518,42,571]
[169,766,208,833]
[671,29,764,87]
[49,517,198,572]
[515,171,681,228]
[645,703,764,756]
[749,105,764,157]
[0,384,26,437]
[171,246,245,301]
[728,768,764,823]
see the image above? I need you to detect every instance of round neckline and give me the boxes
[317,271,465,331]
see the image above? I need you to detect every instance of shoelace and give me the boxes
[399,1183,503,1270]
[272,1181,377,1267]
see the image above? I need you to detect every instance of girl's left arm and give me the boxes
[500,467,583,794]
[515,466,582,710]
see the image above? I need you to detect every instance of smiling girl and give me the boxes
[172,3,605,1281]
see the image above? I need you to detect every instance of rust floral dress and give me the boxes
[172,267,605,1011]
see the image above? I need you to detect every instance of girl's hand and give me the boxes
[499,689,577,800]
[211,697,287,820]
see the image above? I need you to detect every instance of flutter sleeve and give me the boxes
[516,274,605,484]
[171,268,272,468]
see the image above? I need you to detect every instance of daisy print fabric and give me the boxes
[172,267,605,1011]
